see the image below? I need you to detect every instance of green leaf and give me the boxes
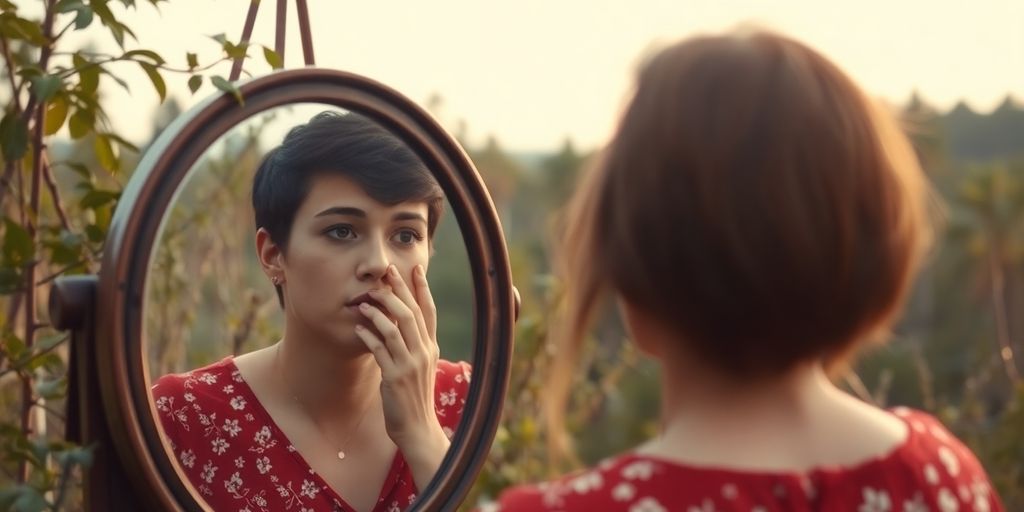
[57,0,87,12]
[68,108,93,139]
[76,57,99,95]
[124,49,165,65]
[79,189,118,209]
[211,75,243,105]
[55,445,94,467]
[34,377,67,400]
[3,332,27,361]
[223,41,249,60]
[11,486,47,512]
[44,95,69,135]
[22,351,62,372]
[84,224,104,243]
[58,1,94,29]
[45,235,81,266]
[74,6,95,29]
[100,68,130,92]
[89,0,115,23]
[65,162,91,180]
[2,218,33,266]
[262,46,283,69]
[138,62,166,102]
[0,111,29,162]
[37,333,67,352]
[100,132,139,152]
[93,135,118,173]
[187,74,202,94]
[186,52,198,70]
[0,486,18,509]
[29,74,62,103]
[1,16,48,45]
[0,267,20,294]
[209,33,227,45]
[28,439,49,467]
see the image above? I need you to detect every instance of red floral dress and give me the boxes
[152,357,471,512]
[484,408,1004,512]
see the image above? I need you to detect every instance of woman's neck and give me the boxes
[657,355,834,433]
[639,346,906,472]
[275,324,381,421]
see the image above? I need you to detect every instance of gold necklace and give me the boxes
[275,343,377,460]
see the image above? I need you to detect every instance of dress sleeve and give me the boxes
[433,359,472,438]
[475,484,555,512]
[902,409,1006,512]
[151,373,189,453]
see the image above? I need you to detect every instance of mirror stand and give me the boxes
[50,276,149,511]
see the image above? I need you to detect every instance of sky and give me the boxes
[52,0,1024,152]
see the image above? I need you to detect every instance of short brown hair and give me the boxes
[547,30,933,452]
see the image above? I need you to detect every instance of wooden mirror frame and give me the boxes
[49,68,515,511]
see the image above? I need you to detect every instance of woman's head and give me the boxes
[252,111,445,309]
[555,30,932,387]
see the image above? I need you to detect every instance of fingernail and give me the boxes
[355,324,364,331]
[360,302,370,310]
[389,265,399,276]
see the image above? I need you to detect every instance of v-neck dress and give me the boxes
[152,357,471,512]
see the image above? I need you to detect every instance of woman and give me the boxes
[152,112,470,512]
[489,31,1005,511]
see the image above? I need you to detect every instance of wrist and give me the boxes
[399,422,449,462]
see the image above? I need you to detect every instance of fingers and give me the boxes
[411,265,437,342]
[383,265,431,348]
[354,324,396,374]
[358,301,414,366]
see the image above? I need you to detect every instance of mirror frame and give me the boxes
[88,68,514,511]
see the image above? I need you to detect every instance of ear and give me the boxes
[255,228,285,280]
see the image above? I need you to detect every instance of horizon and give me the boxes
[26,0,1024,153]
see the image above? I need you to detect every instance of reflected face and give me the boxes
[278,173,431,347]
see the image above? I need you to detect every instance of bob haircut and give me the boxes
[547,29,933,452]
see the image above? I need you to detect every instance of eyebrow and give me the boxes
[314,206,427,224]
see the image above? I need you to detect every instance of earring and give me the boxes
[271,276,280,285]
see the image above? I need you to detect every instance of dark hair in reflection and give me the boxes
[252,110,445,305]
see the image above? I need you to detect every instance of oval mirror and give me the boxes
[83,69,513,511]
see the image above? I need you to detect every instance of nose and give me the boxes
[356,236,390,282]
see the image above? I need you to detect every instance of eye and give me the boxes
[325,225,356,241]
[392,229,423,245]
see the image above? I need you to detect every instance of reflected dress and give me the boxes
[153,358,471,512]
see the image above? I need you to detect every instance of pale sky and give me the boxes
[54,0,1024,152]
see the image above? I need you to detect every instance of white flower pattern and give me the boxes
[151,358,470,512]
[859,487,893,512]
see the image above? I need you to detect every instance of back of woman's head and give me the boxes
[553,30,932,395]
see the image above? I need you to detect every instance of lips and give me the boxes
[345,292,385,311]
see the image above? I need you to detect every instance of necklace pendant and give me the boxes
[337,450,346,460]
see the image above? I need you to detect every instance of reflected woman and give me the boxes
[152,112,470,512]
[487,31,1005,511]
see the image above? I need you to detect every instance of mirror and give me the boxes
[51,69,515,512]
[143,103,476,511]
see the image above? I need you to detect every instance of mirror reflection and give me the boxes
[145,104,473,512]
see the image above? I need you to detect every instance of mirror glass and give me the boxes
[143,103,474,511]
